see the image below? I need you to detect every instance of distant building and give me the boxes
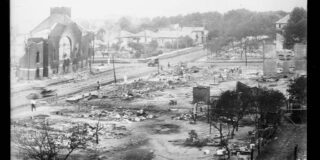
[275,14,290,31]
[181,27,208,45]
[154,30,181,48]
[116,24,208,49]
[18,7,94,80]
[155,25,208,48]
[134,30,157,44]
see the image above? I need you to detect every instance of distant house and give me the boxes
[134,30,157,44]
[18,7,94,80]
[154,25,208,48]
[116,30,137,50]
[275,14,290,31]
[181,27,208,44]
[117,25,208,49]
[154,30,181,48]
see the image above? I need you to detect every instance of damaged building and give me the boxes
[18,7,94,80]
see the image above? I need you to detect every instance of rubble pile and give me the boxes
[76,109,157,122]
[66,91,99,103]
[228,142,252,155]
[106,80,170,99]
[172,113,193,121]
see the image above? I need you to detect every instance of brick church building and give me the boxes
[18,7,94,80]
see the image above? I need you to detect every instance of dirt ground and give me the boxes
[11,51,305,160]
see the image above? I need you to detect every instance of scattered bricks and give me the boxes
[169,100,177,105]
[147,114,155,119]
[203,149,210,155]
[134,117,141,122]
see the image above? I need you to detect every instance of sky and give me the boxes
[11,0,307,34]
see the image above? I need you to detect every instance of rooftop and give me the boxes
[276,14,290,24]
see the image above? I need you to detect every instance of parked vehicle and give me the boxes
[147,58,159,67]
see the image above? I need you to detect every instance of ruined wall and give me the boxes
[263,43,277,76]
[263,43,277,59]
[60,23,82,59]
[81,33,94,67]
[193,86,210,104]
[263,59,277,76]
[294,43,307,71]
[18,39,45,80]
[275,33,284,50]
[295,60,307,71]
[294,43,307,59]
[48,24,65,74]
[282,60,295,73]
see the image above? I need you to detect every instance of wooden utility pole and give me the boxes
[245,39,248,67]
[262,40,265,70]
[112,54,117,83]
[28,45,30,80]
[158,59,160,74]
[93,34,95,64]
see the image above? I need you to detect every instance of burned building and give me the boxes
[18,7,94,80]
[263,42,277,76]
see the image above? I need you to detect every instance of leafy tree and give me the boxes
[287,76,307,107]
[214,87,254,139]
[118,17,132,31]
[111,42,120,51]
[96,28,106,42]
[206,36,229,57]
[148,40,158,51]
[177,36,193,48]
[209,102,231,159]
[151,16,170,29]
[283,7,307,49]
[254,87,286,128]
[128,42,144,58]
[207,30,221,40]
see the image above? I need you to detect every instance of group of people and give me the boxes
[228,67,242,74]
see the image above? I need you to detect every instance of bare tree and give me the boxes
[91,114,104,144]
[86,113,104,144]
[13,121,90,160]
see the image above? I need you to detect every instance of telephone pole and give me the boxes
[28,45,30,80]
[112,54,117,83]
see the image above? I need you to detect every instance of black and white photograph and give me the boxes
[10,0,307,159]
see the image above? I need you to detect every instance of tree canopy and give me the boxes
[287,76,307,106]
[283,7,307,49]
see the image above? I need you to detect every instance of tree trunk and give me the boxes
[219,123,223,144]
[231,124,236,139]
[63,149,75,160]
[225,146,231,159]
[96,132,99,144]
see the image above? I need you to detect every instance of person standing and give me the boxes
[193,103,198,123]
[97,81,101,91]
[31,99,36,112]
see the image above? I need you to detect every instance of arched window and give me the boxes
[36,51,40,63]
